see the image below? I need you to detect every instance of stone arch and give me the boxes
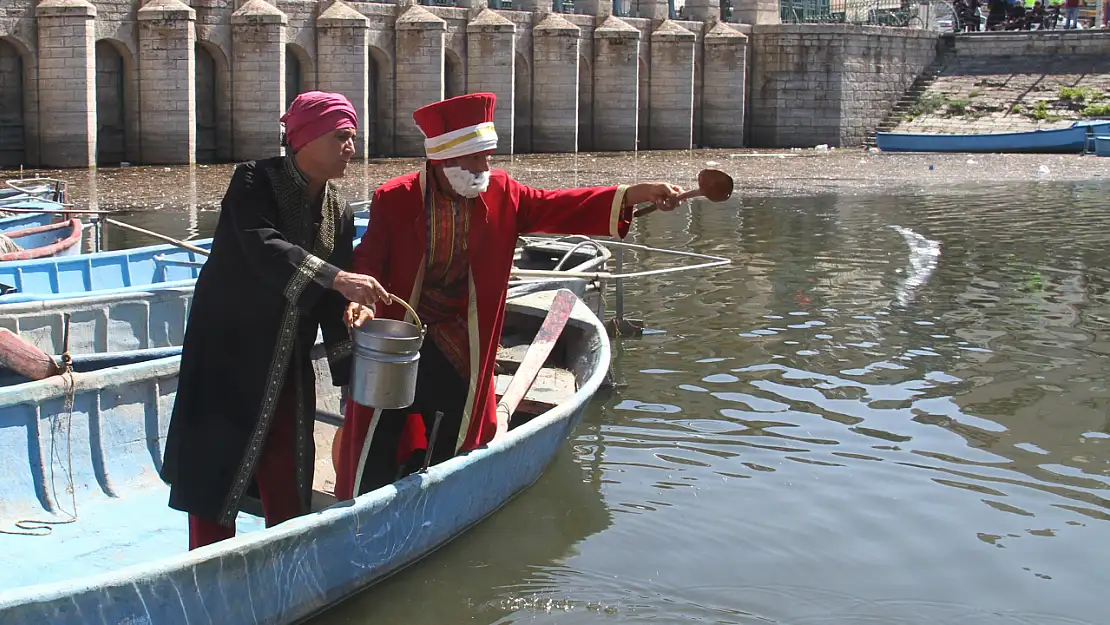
[285,43,314,109]
[577,55,592,152]
[195,41,231,163]
[368,46,394,157]
[444,48,464,99]
[95,39,138,165]
[514,52,531,154]
[0,36,29,168]
[637,56,649,150]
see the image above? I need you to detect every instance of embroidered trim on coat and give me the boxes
[217,158,346,526]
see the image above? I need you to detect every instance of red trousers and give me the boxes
[188,383,304,550]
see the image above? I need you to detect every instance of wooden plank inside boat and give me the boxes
[303,365,576,514]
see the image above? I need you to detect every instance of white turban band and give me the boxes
[424,122,498,161]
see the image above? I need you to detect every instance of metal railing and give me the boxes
[779,0,952,27]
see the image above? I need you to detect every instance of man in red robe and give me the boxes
[333,93,682,499]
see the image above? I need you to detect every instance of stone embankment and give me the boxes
[890,31,1110,134]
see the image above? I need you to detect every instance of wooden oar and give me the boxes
[494,288,577,437]
[0,206,102,215]
[104,218,211,257]
[0,328,60,381]
[633,168,735,217]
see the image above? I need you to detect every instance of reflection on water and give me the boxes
[26,160,1110,624]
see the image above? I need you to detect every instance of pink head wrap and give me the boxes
[280,91,358,152]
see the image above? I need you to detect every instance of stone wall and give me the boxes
[0,38,25,166]
[0,0,752,168]
[750,24,936,148]
[954,29,1110,57]
[891,31,1110,135]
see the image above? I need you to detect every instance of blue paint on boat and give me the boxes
[0,291,608,625]
[875,126,1088,153]
[0,287,196,355]
[0,213,55,233]
[0,220,368,302]
[1096,136,1110,157]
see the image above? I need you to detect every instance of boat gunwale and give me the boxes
[0,291,611,614]
[875,125,1088,140]
[0,218,83,262]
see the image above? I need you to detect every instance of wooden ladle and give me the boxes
[633,168,735,217]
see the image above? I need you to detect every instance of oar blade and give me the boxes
[495,288,577,434]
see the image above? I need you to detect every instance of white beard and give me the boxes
[443,166,490,198]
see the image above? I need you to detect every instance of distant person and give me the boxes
[1029,1,1046,28]
[968,0,984,29]
[1063,0,1080,28]
[160,91,390,550]
[1005,0,1027,28]
[987,0,1009,28]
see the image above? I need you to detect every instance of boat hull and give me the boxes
[0,291,608,625]
[875,126,1088,154]
[0,220,371,302]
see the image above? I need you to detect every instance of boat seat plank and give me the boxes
[304,366,577,513]
[495,367,577,415]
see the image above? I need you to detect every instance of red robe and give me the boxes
[333,168,630,499]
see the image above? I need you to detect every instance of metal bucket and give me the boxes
[349,301,425,409]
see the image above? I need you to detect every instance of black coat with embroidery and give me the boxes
[160,157,355,527]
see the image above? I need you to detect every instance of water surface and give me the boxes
[32,155,1110,624]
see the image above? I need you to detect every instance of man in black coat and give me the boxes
[160,91,389,550]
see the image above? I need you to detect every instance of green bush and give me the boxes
[1081,102,1110,117]
[1058,86,1103,103]
[910,93,947,117]
[947,99,971,116]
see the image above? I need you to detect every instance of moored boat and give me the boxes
[0,289,609,624]
[875,125,1088,154]
[0,177,67,209]
[0,227,607,308]
[0,220,369,302]
[0,234,610,357]
[0,218,83,262]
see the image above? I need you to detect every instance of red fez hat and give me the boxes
[413,93,498,161]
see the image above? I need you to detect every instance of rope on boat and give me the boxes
[0,314,79,537]
[0,234,22,254]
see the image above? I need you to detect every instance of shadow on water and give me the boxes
[305,428,614,624]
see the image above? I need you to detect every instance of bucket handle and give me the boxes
[386,292,425,336]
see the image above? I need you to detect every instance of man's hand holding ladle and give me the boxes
[632,169,735,217]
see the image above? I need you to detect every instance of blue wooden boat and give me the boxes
[0,236,610,357]
[0,226,604,306]
[0,220,369,302]
[0,289,609,624]
[0,178,66,208]
[0,286,196,356]
[875,125,1088,153]
[0,218,83,263]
